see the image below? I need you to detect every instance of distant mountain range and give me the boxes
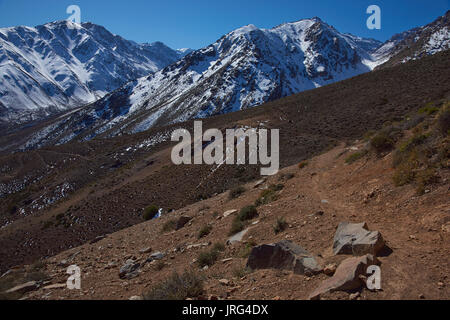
[0,11,448,151]
[0,20,191,124]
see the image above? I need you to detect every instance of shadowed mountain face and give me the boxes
[0,21,190,125]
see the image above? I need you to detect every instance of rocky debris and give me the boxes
[223,210,238,218]
[309,254,379,300]
[323,263,337,276]
[119,260,141,279]
[349,292,360,300]
[129,295,143,300]
[90,235,106,244]
[186,243,210,250]
[175,216,192,230]
[227,228,250,245]
[219,279,230,286]
[150,252,165,260]
[43,283,66,290]
[139,247,152,254]
[5,281,39,294]
[246,240,322,276]
[253,179,266,188]
[333,222,385,255]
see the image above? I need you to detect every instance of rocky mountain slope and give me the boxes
[5,11,449,153]
[374,10,450,67]
[0,20,189,125]
[11,18,381,148]
[2,123,449,300]
[0,50,448,275]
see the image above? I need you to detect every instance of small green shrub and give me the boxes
[345,149,368,164]
[161,219,177,233]
[418,105,440,115]
[229,186,246,199]
[415,168,439,194]
[238,205,258,221]
[254,184,284,207]
[143,271,204,300]
[273,217,288,234]
[370,133,394,154]
[198,224,213,239]
[143,205,159,221]
[229,218,245,236]
[198,249,219,267]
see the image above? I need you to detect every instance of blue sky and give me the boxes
[0,0,448,49]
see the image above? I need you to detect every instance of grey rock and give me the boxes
[333,222,385,256]
[150,252,165,260]
[5,281,39,294]
[246,240,322,276]
[119,259,141,279]
[309,254,378,300]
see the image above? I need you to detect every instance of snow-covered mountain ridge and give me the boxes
[0,20,189,124]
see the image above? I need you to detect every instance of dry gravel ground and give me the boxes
[21,141,449,300]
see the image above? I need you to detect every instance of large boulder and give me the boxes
[309,254,379,300]
[246,240,322,276]
[333,222,385,256]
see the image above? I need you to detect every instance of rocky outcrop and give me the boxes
[333,222,385,255]
[247,240,322,276]
[309,254,379,300]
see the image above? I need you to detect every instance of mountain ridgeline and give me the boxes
[0,11,449,152]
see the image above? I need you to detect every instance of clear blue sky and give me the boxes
[0,0,448,49]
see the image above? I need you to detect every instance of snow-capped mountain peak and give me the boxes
[0,20,189,124]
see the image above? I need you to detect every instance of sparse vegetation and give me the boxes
[161,219,177,233]
[255,184,283,206]
[143,205,159,221]
[237,205,258,221]
[370,132,395,154]
[229,218,245,236]
[345,149,368,164]
[228,205,259,236]
[143,271,204,300]
[273,217,288,234]
[198,224,213,239]
[390,101,449,193]
[232,265,252,278]
[229,186,246,200]
[239,239,257,258]
[197,242,225,267]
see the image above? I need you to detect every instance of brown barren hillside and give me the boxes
[0,50,449,279]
